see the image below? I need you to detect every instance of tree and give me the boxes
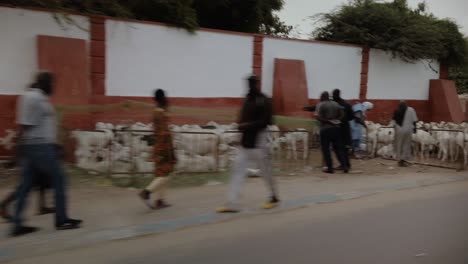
[193,0,291,36]
[0,0,291,36]
[449,38,468,93]
[313,0,466,67]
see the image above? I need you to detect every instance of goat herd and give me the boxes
[367,121,468,166]
[65,120,468,174]
[1,120,466,174]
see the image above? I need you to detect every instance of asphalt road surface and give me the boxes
[8,181,468,264]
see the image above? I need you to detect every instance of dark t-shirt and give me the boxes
[335,99,353,122]
[239,93,273,148]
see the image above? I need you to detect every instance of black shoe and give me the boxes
[343,168,349,173]
[270,196,280,204]
[139,190,154,209]
[398,160,408,167]
[334,166,345,171]
[56,219,82,230]
[38,207,55,215]
[154,199,171,210]
[139,190,150,200]
[10,226,39,237]
[322,168,334,174]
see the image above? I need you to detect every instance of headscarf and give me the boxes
[362,101,374,112]
[393,101,408,126]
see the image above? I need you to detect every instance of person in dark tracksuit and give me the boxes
[332,89,353,170]
[217,74,279,213]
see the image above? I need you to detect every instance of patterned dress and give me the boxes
[153,107,175,177]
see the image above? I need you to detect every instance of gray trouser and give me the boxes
[227,132,277,208]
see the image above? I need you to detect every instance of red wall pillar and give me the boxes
[429,79,464,123]
[90,16,106,95]
[359,47,370,100]
[252,35,264,90]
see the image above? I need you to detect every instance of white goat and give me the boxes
[412,130,437,160]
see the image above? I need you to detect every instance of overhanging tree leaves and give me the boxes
[0,0,291,35]
[449,38,468,93]
[193,0,291,36]
[313,0,466,66]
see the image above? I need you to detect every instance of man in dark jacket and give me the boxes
[316,91,349,174]
[217,74,279,213]
[332,89,353,169]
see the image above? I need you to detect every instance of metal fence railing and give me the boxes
[64,124,468,178]
[2,125,466,183]
[66,128,321,177]
[368,126,466,170]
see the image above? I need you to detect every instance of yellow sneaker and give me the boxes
[262,196,280,209]
[262,202,279,209]
[216,206,240,213]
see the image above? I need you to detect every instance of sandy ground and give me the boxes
[0,154,465,263]
[5,180,468,264]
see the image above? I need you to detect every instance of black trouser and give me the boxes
[339,122,351,168]
[320,127,348,171]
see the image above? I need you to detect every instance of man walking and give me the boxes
[11,72,82,237]
[316,91,348,174]
[217,74,279,213]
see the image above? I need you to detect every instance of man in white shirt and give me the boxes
[11,72,82,237]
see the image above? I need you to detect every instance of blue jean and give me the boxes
[352,139,361,153]
[13,144,68,228]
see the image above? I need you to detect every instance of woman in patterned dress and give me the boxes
[139,89,175,209]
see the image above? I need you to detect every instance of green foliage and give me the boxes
[193,0,290,35]
[449,38,468,93]
[313,0,466,66]
[1,0,291,35]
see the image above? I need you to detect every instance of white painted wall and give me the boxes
[262,38,362,99]
[367,49,440,100]
[106,20,253,97]
[0,7,89,95]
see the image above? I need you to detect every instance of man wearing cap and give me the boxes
[217,74,279,213]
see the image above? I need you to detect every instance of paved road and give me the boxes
[8,181,468,264]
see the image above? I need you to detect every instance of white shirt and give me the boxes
[17,88,57,144]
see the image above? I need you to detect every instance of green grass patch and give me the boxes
[65,164,230,189]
